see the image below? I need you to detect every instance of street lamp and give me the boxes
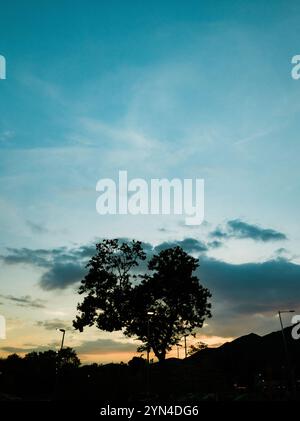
[278,310,295,391]
[146,311,155,397]
[55,328,66,399]
[146,312,154,364]
[57,328,66,351]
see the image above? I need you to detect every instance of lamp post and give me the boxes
[54,328,66,399]
[57,328,66,351]
[146,311,154,397]
[278,310,295,392]
[146,312,154,364]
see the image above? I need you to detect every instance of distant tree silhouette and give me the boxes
[128,356,147,373]
[57,347,81,370]
[24,350,56,376]
[73,239,211,362]
[2,327,300,401]
[24,348,80,370]
[188,341,208,356]
[6,353,22,364]
[4,353,23,374]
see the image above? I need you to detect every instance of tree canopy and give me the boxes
[73,239,212,361]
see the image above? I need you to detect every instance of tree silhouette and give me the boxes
[24,348,80,369]
[73,239,146,332]
[127,247,212,361]
[188,341,208,356]
[73,239,211,362]
[57,347,81,370]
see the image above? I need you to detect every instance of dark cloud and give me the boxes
[210,227,228,239]
[273,248,290,258]
[0,244,97,290]
[210,219,287,242]
[1,345,54,354]
[1,339,138,356]
[1,236,299,343]
[1,247,53,267]
[207,240,223,249]
[228,219,287,241]
[0,245,97,268]
[36,319,71,331]
[39,262,86,290]
[0,239,154,290]
[0,294,46,308]
[30,236,208,290]
[197,256,300,315]
[0,233,293,308]
[73,244,97,258]
[154,238,208,253]
[75,338,138,355]
[190,255,300,338]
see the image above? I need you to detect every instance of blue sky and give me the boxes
[0,0,300,362]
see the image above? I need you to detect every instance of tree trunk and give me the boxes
[155,350,166,362]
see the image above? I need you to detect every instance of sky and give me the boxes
[0,0,300,363]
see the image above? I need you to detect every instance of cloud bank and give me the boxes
[210,219,287,242]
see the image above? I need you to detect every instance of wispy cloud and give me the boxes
[0,294,46,309]
[234,127,275,146]
[79,118,161,151]
[26,220,49,234]
[36,319,71,331]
